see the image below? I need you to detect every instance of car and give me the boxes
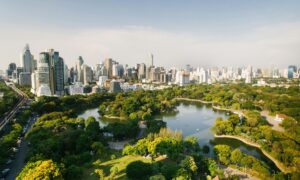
[12,147,18,153]
[0,169,10,178]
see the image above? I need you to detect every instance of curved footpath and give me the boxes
[214,134,290,173]
[174,97,212,104]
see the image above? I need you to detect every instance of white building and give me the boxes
[69,82,84,95]
[97,76,108,88]
[175,70,190,86]
[36,84,52,97]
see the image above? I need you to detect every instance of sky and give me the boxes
[1,0,300,70]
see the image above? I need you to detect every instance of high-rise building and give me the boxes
[6,63,17,78]
[31,50,64,96]
[47,49,64,96]
[288,65,297,79]
[199,68,208,83]
[175,70,190,86]
[83,64,93,85]
[104,58,113,79]
[110,80,122,93]
[13,67,23,83]
[150,53,154,67]
[245,66,253,84]
[112,64,124,77]
[19,72,31,85]
[138,63,146,80]
[20,44,34,73]
[76,56,84,83]
[98,76,108,88]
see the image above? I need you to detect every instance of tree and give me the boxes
[149,174,166,180]
[228,114,240,126]
[214,145,231,165]
[94,169,105,179]
[230,149,243,164]
[17,160,63,180]
[180,156,198,175]
[91,142,106,157]
[207,159,218,177]
[183,136,200,152]
[126,161,153,179]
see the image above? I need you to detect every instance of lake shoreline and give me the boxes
[174,97,212,104]
[214,134,289,173]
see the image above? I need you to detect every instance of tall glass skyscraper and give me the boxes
[20,44,33,73]
[288,65,297,79]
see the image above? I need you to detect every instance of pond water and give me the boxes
[78,101,279,171]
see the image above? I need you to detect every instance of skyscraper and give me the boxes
[288,65,297,79]
[138,63,146,80]
[47,49,64,96]
[20,44,34,73]
[83,64,93,85]
[6,63,16,78]
[31,50,64,96]
[104,58,113,79]
[150,53,154,67]
[76,56,84,83]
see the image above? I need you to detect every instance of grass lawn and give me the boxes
[83,155,153,180]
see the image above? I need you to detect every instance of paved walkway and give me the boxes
[260,111,284,132]
[223,167,259,180]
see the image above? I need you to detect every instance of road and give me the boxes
[0,82,32,179]
[5,116,36,180]
[0,81,29,132]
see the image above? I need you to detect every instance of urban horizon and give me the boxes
[2,43,299,71]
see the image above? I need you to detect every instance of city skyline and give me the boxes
[1,0,300,70]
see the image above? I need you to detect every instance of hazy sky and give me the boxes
[1,0,300,70]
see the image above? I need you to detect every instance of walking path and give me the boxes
[174,97,212,104]
[223,166,259,180]
[260,111,284,132]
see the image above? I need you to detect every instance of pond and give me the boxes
[78,101,279,172]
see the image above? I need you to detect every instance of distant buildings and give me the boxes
[6,63,16,78]
[20,44,34,73]
[288,65,297,79]
[69,82,84,95]
[175,70,190,86]
[4,44,300,98]
[31,49,65,96]
[19,72,31,86]
[110,80,122,93]
[104,58,113,79]
[83,64,93,85]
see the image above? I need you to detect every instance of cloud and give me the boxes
[1,22,300,70]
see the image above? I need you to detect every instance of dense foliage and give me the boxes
[122,128,220,179]
[17,83,300,179]
[0,81,18,117]
[99,90,177,120]
[0,123,22,168]
[31,93,114,115]
[177,84,300,121]
[16,160,63,180]
[213,113,300,173]
[214,145,271,177]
